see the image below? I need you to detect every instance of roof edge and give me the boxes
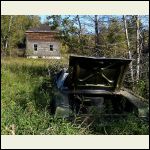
[25,31,59,33]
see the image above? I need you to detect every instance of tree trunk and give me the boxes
[76,15,83,53]
[136,15,140,82]
[123,15,134,83]
[8,16,13,57]
[5,37,8,49]
[94,15,99,46]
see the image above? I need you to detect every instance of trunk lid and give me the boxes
[68,55,132,92]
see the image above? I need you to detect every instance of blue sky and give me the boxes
[40,15,47,23]
[39,15,149,30]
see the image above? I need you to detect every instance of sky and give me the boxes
[40,15,47,23]
[39,15,149,31]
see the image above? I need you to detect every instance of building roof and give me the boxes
[26,24,59,33]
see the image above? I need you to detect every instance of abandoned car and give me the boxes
[50,55,149,119]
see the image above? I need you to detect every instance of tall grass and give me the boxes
[1,57,149,135]
[1,57,90,135]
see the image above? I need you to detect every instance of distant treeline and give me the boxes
[1,15,149,57]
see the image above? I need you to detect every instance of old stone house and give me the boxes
[25,25,61,59]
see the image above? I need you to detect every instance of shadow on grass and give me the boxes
[72,114,149,135]
[14,78,53,112]
[94,115,149,135]
[33,77,54,111]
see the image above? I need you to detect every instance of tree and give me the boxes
[101,16,127,57]
[1,16,13,51]
[136,15,140,82]
[1,15,41,56]
[123,15,134,83]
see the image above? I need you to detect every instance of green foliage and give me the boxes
[91,114,149,135]
[46,15,62,30]
[1,57,90,135]
[133,80,147,98]
[1,15,41,55]
[46,15,130,57]
[102,17,128,57]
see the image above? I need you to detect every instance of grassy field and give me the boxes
[1,57,149,135]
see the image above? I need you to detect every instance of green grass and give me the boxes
[1,57,149,135]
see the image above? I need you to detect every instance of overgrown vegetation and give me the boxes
[90,115,149,135]
[1,15,40,56]
[1,57,90,135]
[1,58,149,135]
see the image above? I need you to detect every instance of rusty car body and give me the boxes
[50,55,149,119]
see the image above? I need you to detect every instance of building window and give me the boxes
[50,45,53,51]
[34,44,37,51]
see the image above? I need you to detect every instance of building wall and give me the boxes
[26,40,61,57]
[26,32,61,57]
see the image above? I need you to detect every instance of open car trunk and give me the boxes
[68,55,131,91]
[51,55,149,119]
